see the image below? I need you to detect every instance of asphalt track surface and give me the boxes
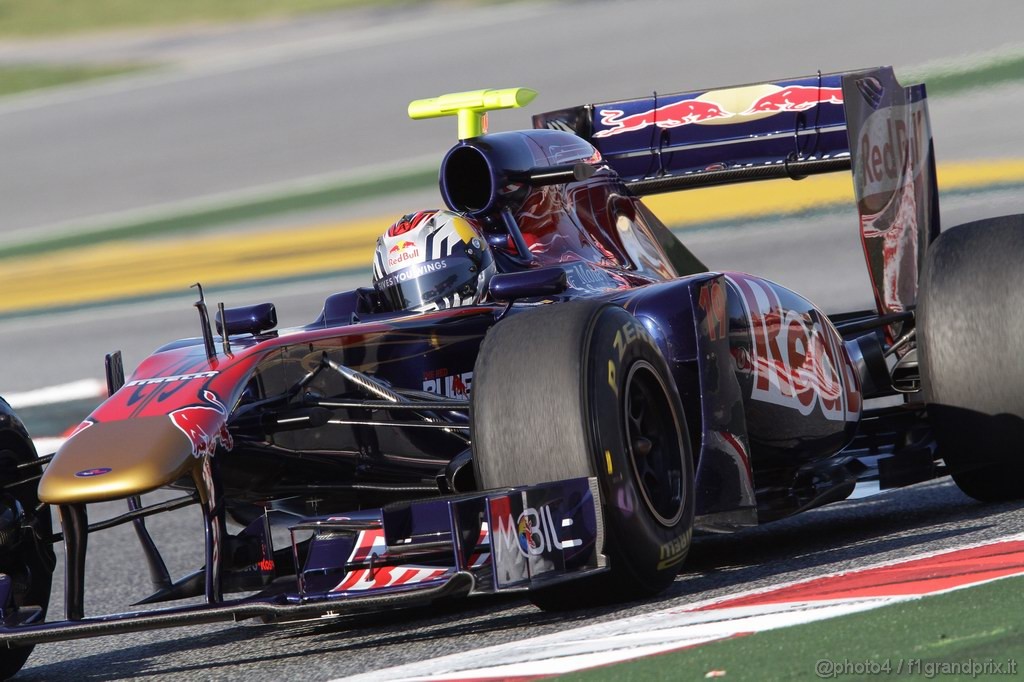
[3,1,1024,679]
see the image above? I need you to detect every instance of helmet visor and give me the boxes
[374,256,483,311]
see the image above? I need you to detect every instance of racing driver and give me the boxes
[372,210,496,312]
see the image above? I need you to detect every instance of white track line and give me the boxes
[4,378,106,409]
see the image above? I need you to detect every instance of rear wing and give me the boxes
[534,66,940,320]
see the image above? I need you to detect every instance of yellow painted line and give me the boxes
[3,159,1023,316]
[0,217,382,314]
[645,158,1024,226]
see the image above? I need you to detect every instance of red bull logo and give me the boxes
[856,104,927,192]
[387,240,420,267]
[388,240,417,254]
[169,389,233,458]
[728,275,860,422]
[594,99,733,138]
[741,85,843,115]
[594,84,844,138]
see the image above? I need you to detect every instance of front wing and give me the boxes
[0,477,605,647]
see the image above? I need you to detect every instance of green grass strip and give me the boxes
[560,575,1024,681]
[0,167,438,262]
[900,54,1024,97]
[0,63,144,97]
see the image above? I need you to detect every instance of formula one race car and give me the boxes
[2,66,1023,677]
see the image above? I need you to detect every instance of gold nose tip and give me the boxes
[39,416,201,505]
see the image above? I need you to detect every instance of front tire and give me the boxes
[471,302,694,609]
[918,214,1024,501]
[0,444,54,680]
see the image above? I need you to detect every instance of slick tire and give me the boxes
[918,214,1024,501]
[0,444,54,680]
[471,301,694,610]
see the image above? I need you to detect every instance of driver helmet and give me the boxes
[372,209,496,312]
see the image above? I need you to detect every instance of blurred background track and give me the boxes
[2,0,1024,239]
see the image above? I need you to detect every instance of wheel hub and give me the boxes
[623,361,686,527]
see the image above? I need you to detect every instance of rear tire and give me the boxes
[918,214,1024,501]
[0,446,54,680]
[471,301,694,609]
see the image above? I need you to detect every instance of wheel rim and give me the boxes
[623,360,686,527]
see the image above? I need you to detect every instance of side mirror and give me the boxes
[216,303,277,336]
[488,268,568,302]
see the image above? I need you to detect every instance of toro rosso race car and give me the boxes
[2,66,1023,677]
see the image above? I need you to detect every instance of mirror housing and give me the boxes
[216,303,277,336]
[488,268,568,302]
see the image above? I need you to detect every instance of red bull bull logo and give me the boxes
[388,240,417,254]
[741,85,843,115]
[594,98,733,138]
[593,84,845,138]
[169,390,233,458]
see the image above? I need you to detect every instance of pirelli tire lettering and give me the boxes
[607,319,658,398]
[587,306,695,593]
[657,527,693,571]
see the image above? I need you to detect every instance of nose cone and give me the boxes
[38,417,200,505]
